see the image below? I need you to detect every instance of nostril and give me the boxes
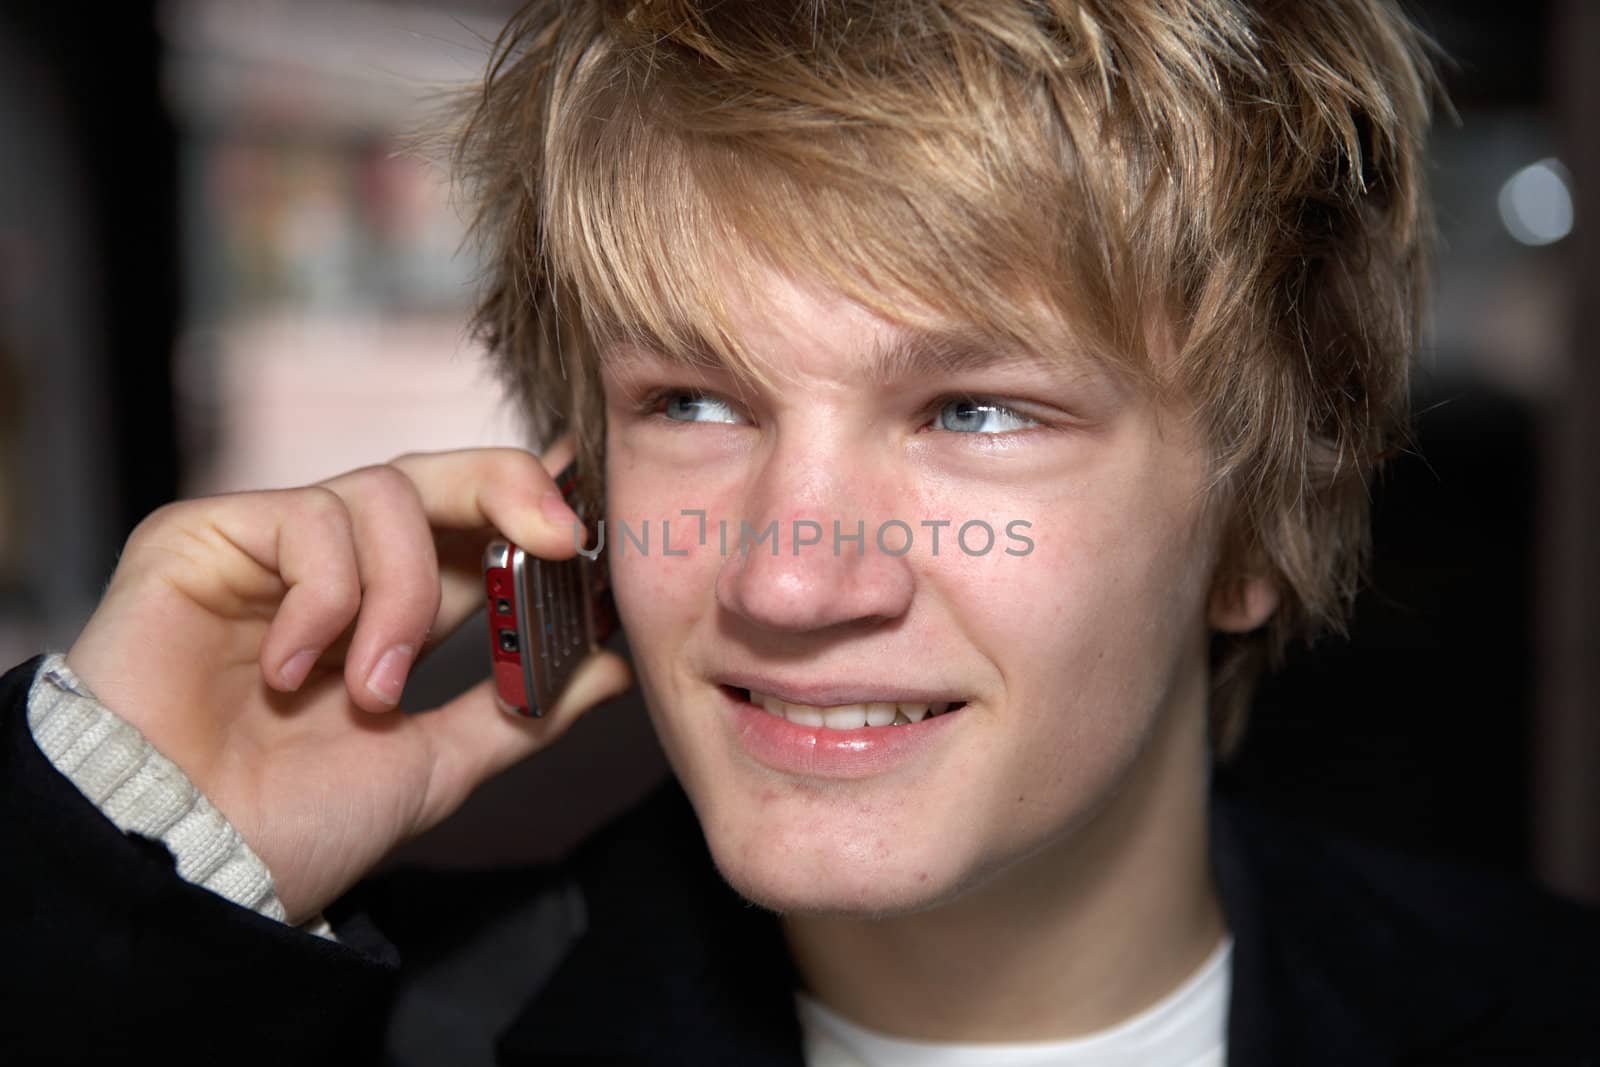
[713,524,918,634]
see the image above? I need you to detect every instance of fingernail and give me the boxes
[541,490,580,527]
[280,649,318,690]
[365,645,414,707]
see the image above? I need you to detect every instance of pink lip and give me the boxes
[723,687,963,780]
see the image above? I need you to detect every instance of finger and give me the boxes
[377,439,581,661]
[196,488,365,692]
[411,649,634,826]
[69,489,361,732]
[387,445,588,564]
[315,464,442,713]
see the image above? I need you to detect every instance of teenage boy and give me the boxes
[4,1,1598,1064]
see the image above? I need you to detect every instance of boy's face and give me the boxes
[601,265,1234,915]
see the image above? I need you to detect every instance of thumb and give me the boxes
[412,649,635,829]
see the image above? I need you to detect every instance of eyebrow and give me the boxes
[596,332,728,375]
[599,323,1100,391]
[863,328,1047,387]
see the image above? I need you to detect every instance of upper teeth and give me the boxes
[749,691,957,728]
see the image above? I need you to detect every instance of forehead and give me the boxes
[595,261,1127,396]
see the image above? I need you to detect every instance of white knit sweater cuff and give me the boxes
[26,653,336,942]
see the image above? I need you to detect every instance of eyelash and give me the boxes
[633,387,742,423]
[632,387,1045,435]
[916,395,1041,435]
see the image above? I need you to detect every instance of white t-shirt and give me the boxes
[795,936,1231,1067]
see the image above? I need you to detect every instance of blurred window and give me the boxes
[161,0,524,495]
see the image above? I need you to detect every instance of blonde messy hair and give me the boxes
[455,0,1440,755]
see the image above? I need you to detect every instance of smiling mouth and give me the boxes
[725,686,968,729]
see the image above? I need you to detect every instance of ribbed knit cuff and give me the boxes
[26,653,336,941]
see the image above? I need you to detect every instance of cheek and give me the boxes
[605,478,721,636]
[929,477,1210,723]
[603,446,764,700]
[602,464,730,776]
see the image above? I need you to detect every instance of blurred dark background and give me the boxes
[0,0,1594,902]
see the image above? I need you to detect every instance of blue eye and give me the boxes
[659,391,743,424]
[935,398,1036,434]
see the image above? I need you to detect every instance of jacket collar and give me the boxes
[1209,791,1505,1066]
[499,781,805,1065]
[501,781,1516,1066]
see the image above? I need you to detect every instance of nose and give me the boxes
[714,449,916,633]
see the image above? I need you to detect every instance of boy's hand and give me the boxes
[64,444,632,924]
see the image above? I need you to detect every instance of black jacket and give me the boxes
[3,655,1598,1066]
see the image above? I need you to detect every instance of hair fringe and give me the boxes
[453,0,1444,755]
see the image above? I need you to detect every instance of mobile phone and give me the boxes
[483,461,616,718]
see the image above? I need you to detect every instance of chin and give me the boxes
[715,856,972,919]
[695,800,981,918]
